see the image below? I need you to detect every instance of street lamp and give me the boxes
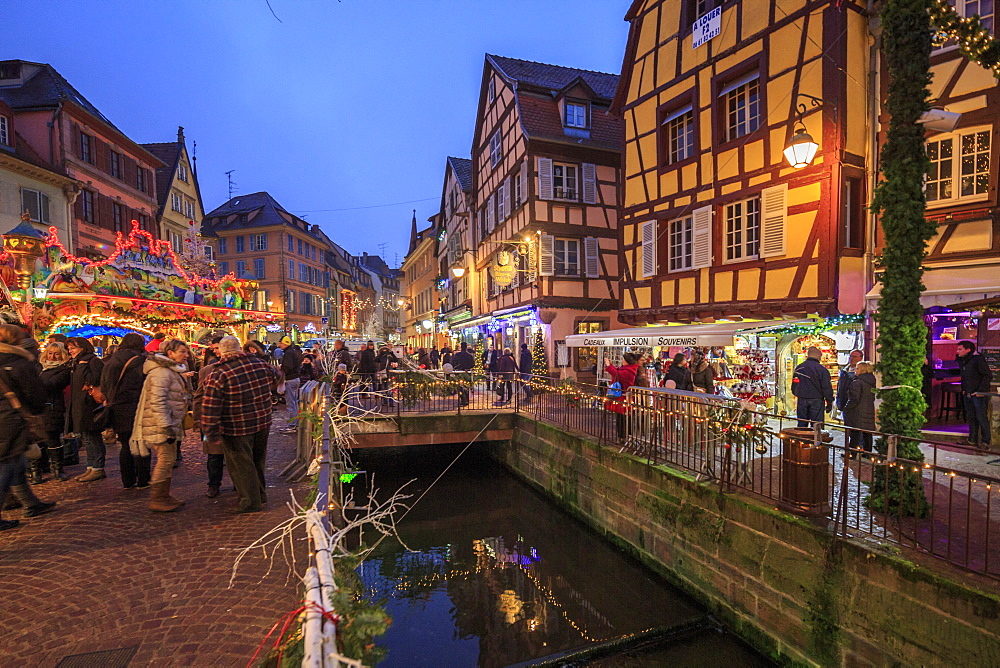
[421,318,434,330]
[783,93,831,169]
[451,265,466,279]
[2,213,48,297]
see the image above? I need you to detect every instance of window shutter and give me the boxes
[487,193,495,231]
[640,221,656,278]
[503,176,511,218]
[124,155,137,188]
[95,139,108,173]
[584,236,600,278]
[537,157,553,200]
[539,233,555,276]
[760,183,787,258]
[582,163,597,204]
[691,205,713,269]
[519,164,528,205]
[71,123,80,158]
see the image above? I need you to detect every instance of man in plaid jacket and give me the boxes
[201,336,281,513]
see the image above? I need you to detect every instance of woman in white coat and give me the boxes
[131,339,191,512]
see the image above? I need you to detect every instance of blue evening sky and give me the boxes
[1,1,630,267]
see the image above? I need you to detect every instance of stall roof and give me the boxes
[564,320,813,347]
[865,261,1000,308]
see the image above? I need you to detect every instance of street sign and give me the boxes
[692,7,722,49]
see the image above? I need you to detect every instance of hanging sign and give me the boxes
[692,7,722,49]
[489,251,517,287]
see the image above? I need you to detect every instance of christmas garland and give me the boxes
[929,0,1000,77]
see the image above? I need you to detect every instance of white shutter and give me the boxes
[487,193,495,231]
[539,233,555,276]
[760,184,787,258]
[691,205,713,269]
[503,176,511,218]
[519,164,528,205]
[640,220,656,278]
[537,157,553,200]
[584,236,600,278]
[582,163,597,204]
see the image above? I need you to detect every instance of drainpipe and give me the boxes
[46,100,63,167]
[866,0,882,361]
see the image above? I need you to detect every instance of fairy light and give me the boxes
[929,0,1000,78]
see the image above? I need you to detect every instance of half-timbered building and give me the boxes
[436,156,478,334]
[457,55,624,379]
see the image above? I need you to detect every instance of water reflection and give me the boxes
[355,446,768,667]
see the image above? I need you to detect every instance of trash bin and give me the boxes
[778,427,833,517]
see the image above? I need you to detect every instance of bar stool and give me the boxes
[938,383,965,421]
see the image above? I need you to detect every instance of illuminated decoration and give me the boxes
[32,286,48,300]
[930,0,1000,77]
[266,323,284,332]
[2,216,48,293]
[489,250,518,287]
[749,313,864,337]
[451,265,466,279]
[783,94,827,169]
[435,275,449,291]
[341,290,358,331]
[339,472,359,484]
[531,328,546,373]
[304,322,317,333]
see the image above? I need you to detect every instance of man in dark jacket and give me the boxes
[451,342,475,407]
[100,333,149,489]
[330,339,353,372]
[836,349,864,412]
[791,346,834,428]
[957,341,993,448]
[357,341,377,389]
[278,336,303,432]
[519,343,533,401]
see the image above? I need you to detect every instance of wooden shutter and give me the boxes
[691,205,713,269]
[584,236,600,278]
[537,157,553,200]
[71,123,80,159]
[582,163,597,204]
[503,176,511,218]
[487,193,495,231]
[124,155,137,188]
[539,233,555,276]
[95,139,108,173]
[760,184,787,258]
[640,220,656,278]
[146,169,154,196]
[518,163,528,205]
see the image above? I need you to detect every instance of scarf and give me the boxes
[42,358,68,370]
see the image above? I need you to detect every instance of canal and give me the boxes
[352,444,772,667]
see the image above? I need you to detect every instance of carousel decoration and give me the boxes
[3,213,48,294]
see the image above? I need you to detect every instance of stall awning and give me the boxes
[564,320,812,348]
[865,262,1000,308]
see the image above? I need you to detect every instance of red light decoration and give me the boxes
[45,220,237,290]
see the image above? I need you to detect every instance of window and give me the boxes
[695,0,713,18]
[298,239,304,255]
[218,237,227,254]
[203,246,214,261]
[926,128,991,204]
[235,236,245,253]
[236,260,247,276]
[575,321,605,372]
[554,238,580,276]
[171,192,183,213]
[565,102,588,128]
[553,163,577,200]
[288,259,295,279]
[111,202,124,232]
[183,200,195,219]
[238,213,248,223]
[20,189,50,224]
[964,0,994,33]
[668,216,694,271]
[287,290,296,313]
[219,261,229,275]
[724,197,760,261]
[109,150,121,179]
[514,168,523,207]
[288,234,294,252]
[496,182,506,220]
[299,263,308,282]
[490,130,502,167]
[723,75,760,142]
[177,162,188,182]
[79,131,93,163]
[0,115,8,145]
[138,213,152,235]
[250,233,267,251]
[136,167,146,192]
[254,257,265,279]
[842,177,864,250]
[488,79,496,103]
[80,190,94,223]
[170,230,183,254]
[663,107,695,164]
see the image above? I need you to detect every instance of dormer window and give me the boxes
[564,102,589,128]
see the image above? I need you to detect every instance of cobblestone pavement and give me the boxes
[0,411,308,667]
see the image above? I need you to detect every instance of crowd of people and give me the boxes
[0,324,292,532]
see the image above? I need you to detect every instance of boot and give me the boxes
[11,485,57,517]
[48,448,69,482]
[72,467,92,481]
[28,460,45,485]
[149,480,184,512]
[205,485,220,498]
[77,468,106,482]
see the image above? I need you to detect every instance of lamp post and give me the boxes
[2,213,48,298]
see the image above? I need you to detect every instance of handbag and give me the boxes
[25,442,43,460]
[182,411,195,430]
[92,354,141,432]
[606,381,623,398]
[0,369,48,444]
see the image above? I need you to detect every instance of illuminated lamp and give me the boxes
[2,214,48,294]
[783,129,819,169]
[451,266,466,279]
[422,319,434,329]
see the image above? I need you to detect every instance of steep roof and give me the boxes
[0,60,116,126]
[447,156,473,192]
[140,141,181,214]
[487,55,619,100]
[203,192,313,234]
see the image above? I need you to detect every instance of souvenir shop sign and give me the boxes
[567,330,736,347]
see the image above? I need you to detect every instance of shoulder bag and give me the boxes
[0,368,48,447]
[92,355,140,431]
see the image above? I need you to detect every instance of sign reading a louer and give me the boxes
[692,7,722,49]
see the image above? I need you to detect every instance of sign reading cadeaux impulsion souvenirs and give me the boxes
[692,7,722,49]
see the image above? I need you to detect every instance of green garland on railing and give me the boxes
[705,404,772,454]
[867,0,932,518]
[929,0,1000,77]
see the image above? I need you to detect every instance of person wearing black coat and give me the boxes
[38,343,73,482]
[957,341,993,448]
[665,354,694,391]
[518,343,534,401]
[357,341,377,389]
[495,348,518,404]
[100,333,149,489]
[791,347,834,428]
[843,362,876,456]
[451,342,475,407]
[66,337,106,482]
[0,325,56,530]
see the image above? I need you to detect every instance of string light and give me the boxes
[929,0,1000,77]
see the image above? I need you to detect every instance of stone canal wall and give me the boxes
[493,416,1000,666]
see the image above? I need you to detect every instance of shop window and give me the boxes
[721,74,760,142]
[668,215,693,272]
[724,196,760,262]
[662,106,695,165]
[575,321,605,372]
[842,177,864,250]
[926,127,991,205]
